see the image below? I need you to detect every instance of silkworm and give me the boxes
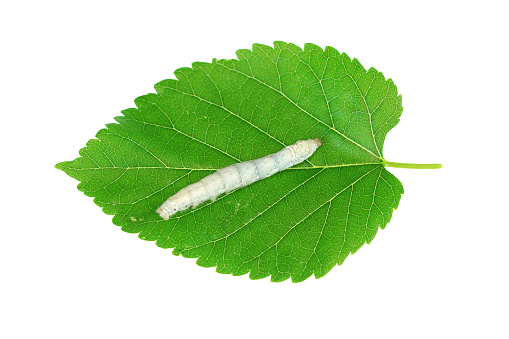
[156,138,322,220]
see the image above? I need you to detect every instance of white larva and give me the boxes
[157,138,322,220]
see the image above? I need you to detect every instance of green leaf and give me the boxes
[56,41,409,282]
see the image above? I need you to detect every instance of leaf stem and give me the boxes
[383,160,442,169]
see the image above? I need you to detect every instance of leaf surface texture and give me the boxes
[57,42,404,282]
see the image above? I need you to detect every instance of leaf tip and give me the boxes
[54,161,68,172]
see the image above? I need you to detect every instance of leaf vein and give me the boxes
[218,63,381,160]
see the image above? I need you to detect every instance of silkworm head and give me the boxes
[157,200,179,220]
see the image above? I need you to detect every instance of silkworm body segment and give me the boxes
[156,138,322,220]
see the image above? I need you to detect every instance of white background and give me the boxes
[1,1,508,338]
